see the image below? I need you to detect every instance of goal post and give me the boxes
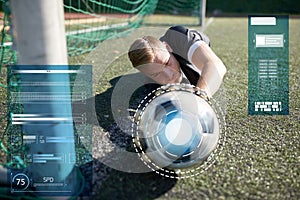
[10,0,68,65]
[9,0,79,197]
[199,0,207,26]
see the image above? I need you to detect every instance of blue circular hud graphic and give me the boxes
[132,84,226,177]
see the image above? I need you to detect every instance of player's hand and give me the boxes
[194,86,210,102]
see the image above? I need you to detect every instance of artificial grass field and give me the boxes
[82,16,300,200]
[0,16,299,199]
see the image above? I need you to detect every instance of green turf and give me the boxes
[143,14,200,26]
[87,16,299,199]
[0,66,7,166]
[0,16,299,199]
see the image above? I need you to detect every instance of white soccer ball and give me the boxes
[137,87,220,169]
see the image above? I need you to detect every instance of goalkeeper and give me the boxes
[128,25,226,97]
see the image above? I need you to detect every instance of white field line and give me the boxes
[65,17,106,25]
[0,22,130,46]
[2,17,214,46]
[201,17,214,32]
[66,22,129,36]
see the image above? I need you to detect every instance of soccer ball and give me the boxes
[135,85,220,169]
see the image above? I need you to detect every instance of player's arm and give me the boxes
[189,42,226,97]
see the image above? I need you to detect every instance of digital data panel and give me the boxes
[7,65,92,196]
[248,16,289,115]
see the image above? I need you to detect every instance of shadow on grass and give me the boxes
[76,72,177,199]
[94,72,161,132]
[91,160,177,200]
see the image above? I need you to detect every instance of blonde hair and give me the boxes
[128,36,165,68]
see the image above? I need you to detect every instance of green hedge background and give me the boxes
[206,0,300,15]
[1,0,299,14]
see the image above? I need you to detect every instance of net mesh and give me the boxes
[0,0,203,196]
[0,0,202,67]
[0,0,158,69]
[0,0,158,167]
[64,0,158,56]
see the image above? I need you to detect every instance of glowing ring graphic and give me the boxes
[132,84,226,178]
[11,173,30,191]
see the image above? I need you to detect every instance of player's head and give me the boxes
[128,36,182,85]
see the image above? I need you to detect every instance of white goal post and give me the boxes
[199,0,207,26]
[9,0,78,197]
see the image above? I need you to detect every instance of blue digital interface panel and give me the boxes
[7,65,92,196]
[248,16,289,115]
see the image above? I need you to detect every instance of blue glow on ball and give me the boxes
[156,110,202,158]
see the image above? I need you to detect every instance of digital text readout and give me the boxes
[248,16,289,115]
[8,65,92,196]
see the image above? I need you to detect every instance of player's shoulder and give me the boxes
[168,25,188,35]
[162,25,189,41]
[167,26,205,39]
